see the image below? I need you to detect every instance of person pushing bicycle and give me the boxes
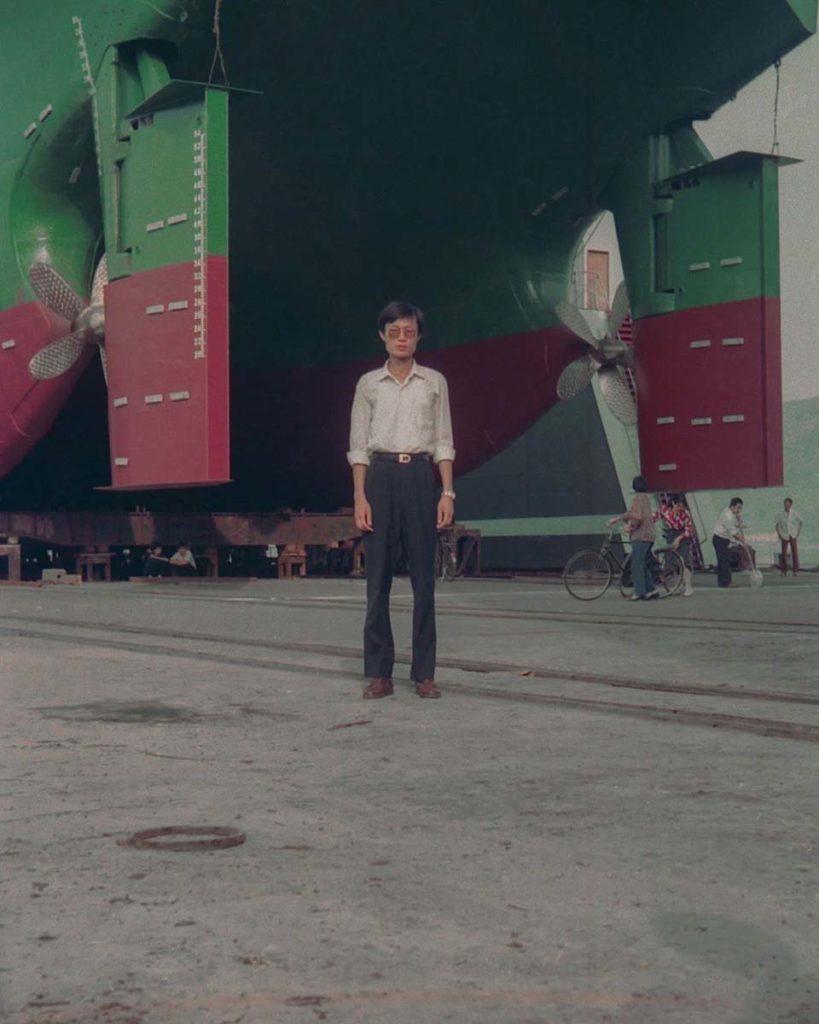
[608,475,659,602]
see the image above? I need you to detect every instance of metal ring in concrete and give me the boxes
[118,825,246,851]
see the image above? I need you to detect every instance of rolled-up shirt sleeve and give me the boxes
[432,374,456,464]
[347,378,372,466]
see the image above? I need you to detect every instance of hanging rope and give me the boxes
[208,0,229,86]
[770,59,781,154]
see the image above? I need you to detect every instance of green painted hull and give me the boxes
[0,0,815,508]
[3,1,815,352]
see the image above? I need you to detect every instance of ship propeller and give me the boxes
[554,279,636,426]
[28,256,108,383]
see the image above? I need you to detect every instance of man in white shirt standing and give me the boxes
[348,301,456,700]
[712,497,744,588]
[775,497,803,575]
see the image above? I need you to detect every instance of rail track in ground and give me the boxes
[4,609,819,745]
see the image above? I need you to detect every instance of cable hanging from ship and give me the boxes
[209,0,229,86]
[771,58,782,154]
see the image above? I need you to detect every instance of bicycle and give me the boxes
[563,528,685,601]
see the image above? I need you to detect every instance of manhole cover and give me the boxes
[118,826,246,851]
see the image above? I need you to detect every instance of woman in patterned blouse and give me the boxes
[654,494,696,597]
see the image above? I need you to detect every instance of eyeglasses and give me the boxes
[385,326,418,341]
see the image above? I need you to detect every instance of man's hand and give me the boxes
[437,495,454,529]
[355,497,374,532]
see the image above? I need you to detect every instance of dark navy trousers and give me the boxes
[363,457,437,682]
[712,534,732,587]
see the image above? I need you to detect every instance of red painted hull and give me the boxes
[0,291,581,507]
[0,301,95,478]
[230,325,582,508]
[104,257,230,489]
[634,297,783,492]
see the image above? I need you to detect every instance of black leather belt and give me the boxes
[371,452,432,464]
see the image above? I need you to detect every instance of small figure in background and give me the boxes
[169,543,197,576]
[775,497,803,576]
[654,494,696,597]
[712,497,744,588]
[142,545,169,578]
[609,475,659,601]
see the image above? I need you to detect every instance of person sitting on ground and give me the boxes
[653,493,696,597]
[142,545,169,578]
[169,543,197,576]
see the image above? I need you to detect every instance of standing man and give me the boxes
[712,497,744,588]
[775,497,803,575]
[348,301,456,700]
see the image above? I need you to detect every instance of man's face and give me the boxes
[784,499,792,511]
[731,502,743,514]
[380,317,420,361]
[672,500,684,513]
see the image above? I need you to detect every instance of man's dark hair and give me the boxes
[670,493,685,504]
[784,496,793,504]
[378,300,424,335]
[632,475,649,493]
[729,497,743,508]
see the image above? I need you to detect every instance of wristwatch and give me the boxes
[442,489,456,500]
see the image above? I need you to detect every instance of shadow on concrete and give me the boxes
[655,911,819,1023]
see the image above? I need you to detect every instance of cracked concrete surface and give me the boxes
[1,574,818,1023]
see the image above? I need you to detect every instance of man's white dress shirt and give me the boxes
[347,360,456,466]
[775,507,803,540]
[713,507,743,540]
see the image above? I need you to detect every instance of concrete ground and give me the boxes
[1,569,818,1024]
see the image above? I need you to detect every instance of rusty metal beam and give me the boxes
[0,510,359,548]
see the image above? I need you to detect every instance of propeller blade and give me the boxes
[28,262,85,323]
[91,255,108,306]
[29,331,87,380]
[608,280,630,339]
[557,356,595,400]
[555,300,601,348]
[598,366,637,425]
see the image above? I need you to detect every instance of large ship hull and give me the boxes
[0,1,815,511]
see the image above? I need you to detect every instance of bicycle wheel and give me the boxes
[563,550,612,600]
[657,549,685,595]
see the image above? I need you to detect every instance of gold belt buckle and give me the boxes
[398,453,412,464]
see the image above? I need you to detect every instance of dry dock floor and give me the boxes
[2,571,818,1024]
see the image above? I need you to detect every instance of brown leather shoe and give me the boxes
[363,677,393,699]
[415,679,441,699]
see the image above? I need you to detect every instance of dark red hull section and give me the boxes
[105,257,230,489]
[634,297,783,492]
[232,325,581,509]
[0,301,95,478]
[0,316,580,511]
